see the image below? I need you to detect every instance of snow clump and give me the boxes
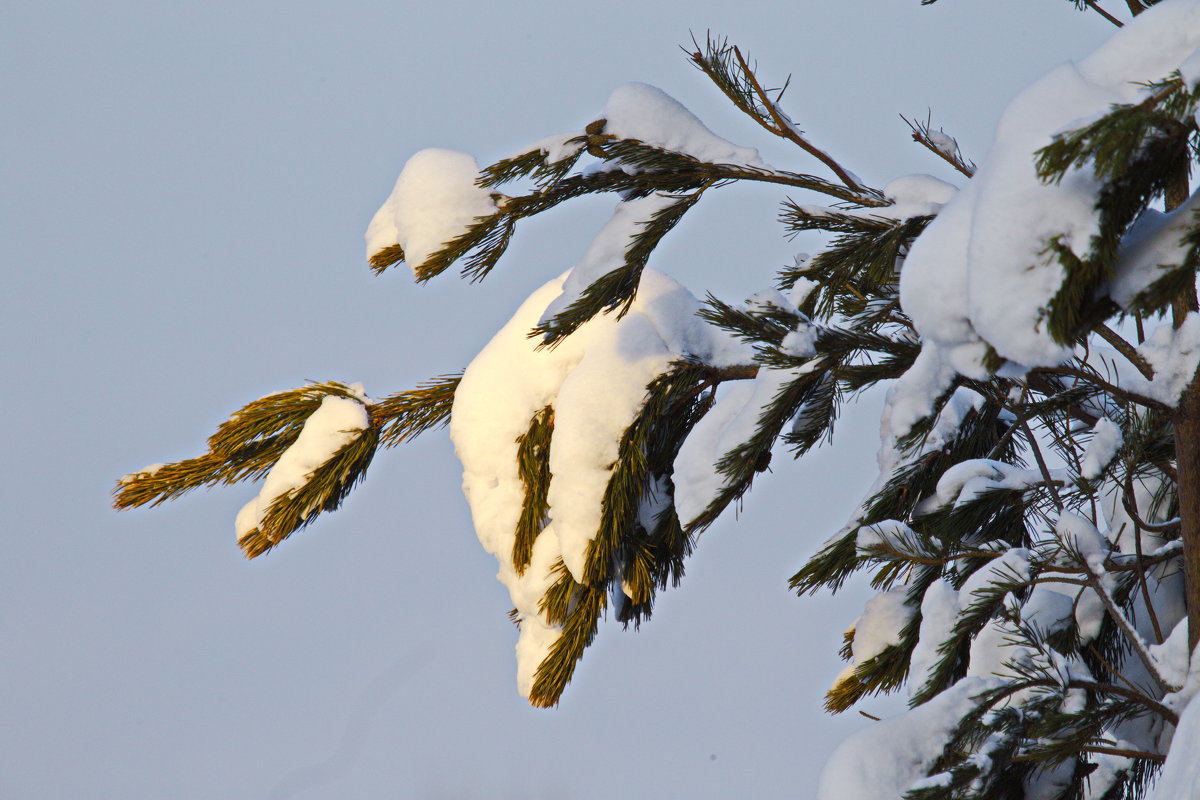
[365,148,498,274]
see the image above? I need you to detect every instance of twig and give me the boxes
[900,114,976,178]
[1033,364,1171,414]
[731,46,868,194]
[1068,678,1179,725]
[1021,420,1064,512]
[1095,324,1154,380]
[1123,476,1167,644]
[1077,556,1177,695]
[1079,745,1163,761]
[1085,1,1124,27]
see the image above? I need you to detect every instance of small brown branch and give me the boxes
[1021,420,1064,512]
[1124,0,1145,17]
[1032,365,1171,414]
[1077,556,1176,694]
[1130,516,1167,645]
[1095,324,1154,380]
[1080,745,1163,761]
[866,537,1001,566]
[1031,576,1089,587]
[1068,678,1179,726]
[1121,493,1182,533]
[732,46,869,195]
[1048,545,1181,575]
[1085,1,1124,27]
[900,114,975,178]
[710,364,760,382]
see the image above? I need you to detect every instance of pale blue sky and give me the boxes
[3,2,1113,797]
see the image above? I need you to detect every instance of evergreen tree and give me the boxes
[115,1,1200,797]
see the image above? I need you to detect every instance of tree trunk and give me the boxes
[1176,378,1200,652]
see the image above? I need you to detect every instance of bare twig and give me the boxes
[1021,420,1064,512]
[901,113,976,178]
[1068,678,1179,725]
[1077,556,1177,695]
[1095,324,1154,380]
[1079,745,1163,761]
[1085,1,1124,27]
[1033,364,1171,414]
[730,46,869,195]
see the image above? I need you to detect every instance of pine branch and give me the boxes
[513,406,554,575]
[529,563,606,708]
[239,422,379,558]
[478,137,585,189]
[687,365,829,533]
[373,372,461,447]
[534,187,711,346]
[114,382,368,509]
[901,113,976,178]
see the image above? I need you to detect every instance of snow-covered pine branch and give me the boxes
[118,1,1200,797]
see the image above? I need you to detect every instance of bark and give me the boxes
[1176,374,1200,652]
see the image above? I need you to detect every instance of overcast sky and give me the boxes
[3,2,1115,798]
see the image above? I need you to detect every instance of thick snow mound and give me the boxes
[450,266,748,698]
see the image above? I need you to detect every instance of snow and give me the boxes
[924,459,1061,510]
[510,131,584,165]
[364,148,498,273]
[925,130,958,160]
[1019,585,1077,655]
[450,267,747,697]
[1056,512,1109,568]
[537,193,682,332]
[1149,618,1193,692]
[849,588,914,666]
[601,83,765,167]
[959,548,1031,604]
[909,579,960,696]
[1148,643,1200,800]
[672,366,796,528]
[1080,417,1122,480]
[880,173,958,219]
[1124,313,1200,405]
[1110,193,1200,308]
[816,678,997,800]
[118,462,165,485]
[793,173,955,226]
[233,395,370,542]
[672,381,756,528]
[856,520,919,554]
[780,324,818,358]
[900,0,1200,370]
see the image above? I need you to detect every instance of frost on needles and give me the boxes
[117,2,1200,798]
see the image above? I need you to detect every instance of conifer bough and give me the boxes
[117,2,1200,797]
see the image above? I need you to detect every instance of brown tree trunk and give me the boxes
[1167,167,1198,652]
[1175,378,1200,652]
